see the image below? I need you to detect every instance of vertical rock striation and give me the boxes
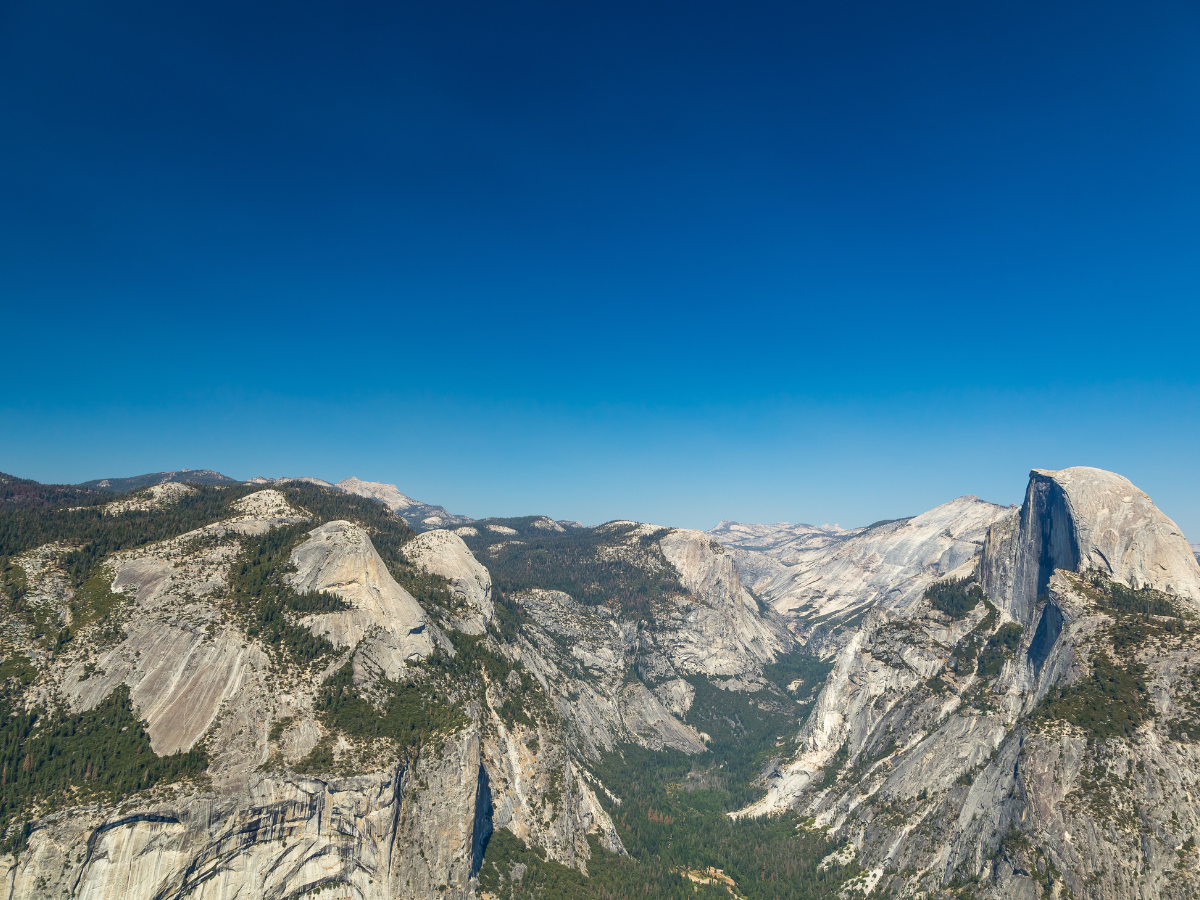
[982,467,1200,625]
[740,466,1200,898]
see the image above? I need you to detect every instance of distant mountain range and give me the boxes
[79,469,240,491]
[79,469,473,530]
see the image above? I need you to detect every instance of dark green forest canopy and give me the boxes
[1036,653,1153,739]
[453,516,851,897]
[0,482,262,587]
[925,575,986,620]
[1077,568,1186,619]
[456,519,685,615]
[0,476,428,589]
[79,470,240,492]
[0,686,207,852]
[225,523,349,667]
[481,740,857,900]
[0,472,108,509]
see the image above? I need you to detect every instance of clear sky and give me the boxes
[2,1,1198,534]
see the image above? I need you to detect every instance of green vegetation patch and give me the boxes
[926,576,986,620]
[0,484,262,589]
[976,623,1023,678]
[275,483,467,618]
[313,661,462,746]
[1168,670,1200,742]
[1,556,67,652]
[948,600,999,675]
[1067,572,1197,658]
[297,629,527,770]
[1078,569,1182,618]
[296,656,471,772]
[479,829,731,900]
[0,685,207,849]
[0,473,108,509]
[537,744,860,900]
[437,631,517,685]
[491,588,522,642]
[227,524,349,667]
[0,559,28,607]
[0,650,37,687]
[682,653,833,809]
[69,568,129,643]
[762,652,836,706]
[456,521,686,616]
[482,746,859,900]
[475,645,852,899]
[430,631,550,729]
[1037,653,1152,739]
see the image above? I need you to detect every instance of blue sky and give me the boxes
[2,1,1198,533]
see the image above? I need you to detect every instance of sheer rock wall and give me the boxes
[741,467,1200,898]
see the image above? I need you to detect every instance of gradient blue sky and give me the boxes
[2,1,1198,533]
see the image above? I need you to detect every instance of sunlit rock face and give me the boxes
[287,520,433,677]
[738,466,1200,900]
[335,476,474,529]
[404,529,494,634]
[717,495,1011,626]
[6,729,495,900]
[1,494,615,900]
[981,466,1200,624]
[656,528,785,676]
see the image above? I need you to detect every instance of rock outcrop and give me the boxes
[102,481,196,515]
[287,520,433,677]
[512,588,707,756]
[0,491,608,899]
[740,466,1200,898]
[982,466,1200,624]
[404,529,494,634]
[656,529,785,676]
[2,729,494,900]
[717,495,1011,626]
[708,520,851,564]
[336,477,473,529]
[5,466,1197,900]
[80,469,240,492]
[244,475,475,530]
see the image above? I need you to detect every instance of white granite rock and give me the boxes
[287,521,433,677]
[404,529,494,634]
[103,482,196,515]
[982,466,1200,623]
[657,529,785,676]
[718,496,1010,624]
[336,477,474,528]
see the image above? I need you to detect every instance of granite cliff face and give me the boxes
[403,529,494,635]
[1,489,787,899]
[734,467,1200,898]
[981,466,1200,625]
[286,520,434,678]
[0,486,619,900]
[716,495,1011,631]
[245,475,474,530]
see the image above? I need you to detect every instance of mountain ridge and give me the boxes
[80,469,475,531]
[0,465,1197,898]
